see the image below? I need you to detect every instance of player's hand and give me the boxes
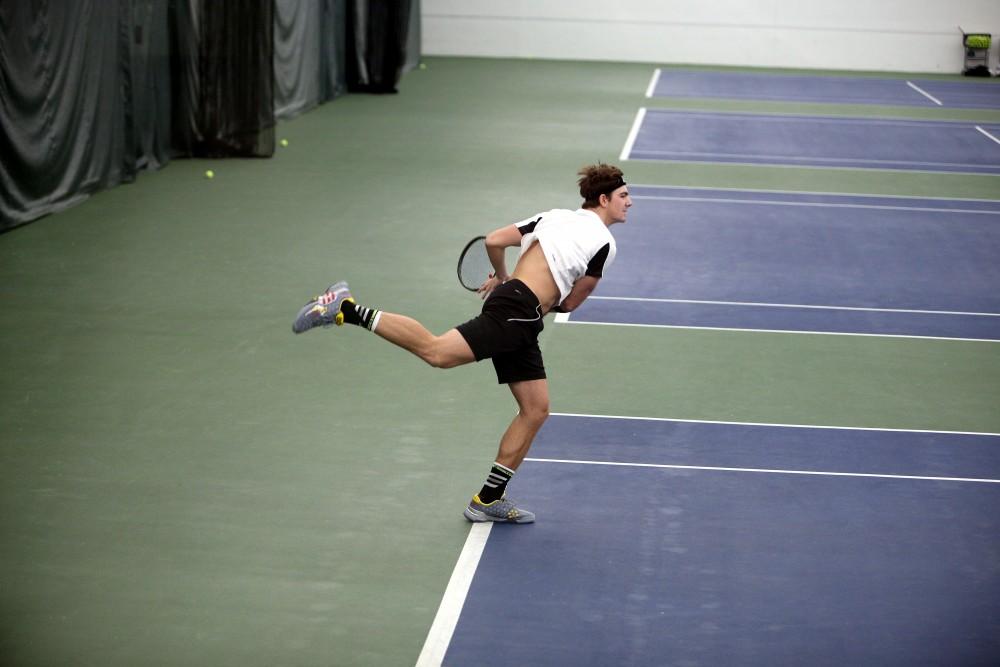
[477,273,504,299]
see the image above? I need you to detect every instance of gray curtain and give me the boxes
[1,1,148,229]
[1,0,418,230]
[273,0,349,120]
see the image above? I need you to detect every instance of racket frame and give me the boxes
[457,235,489,291]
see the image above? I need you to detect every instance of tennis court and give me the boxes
[623,109,1000,173]
[647,68,1000,109]
[564,186,1000,341]
[3,52,1000,667]
[434,415,1000,666]
[418,98,1000,661]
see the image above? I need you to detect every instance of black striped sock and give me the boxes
[340,300,381,331]
[478,462,514,504]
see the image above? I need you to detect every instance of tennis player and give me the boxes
[292,164,631,523]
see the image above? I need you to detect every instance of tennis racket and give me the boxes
[457,236,492,291]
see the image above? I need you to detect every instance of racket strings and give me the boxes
[458,237,492,291]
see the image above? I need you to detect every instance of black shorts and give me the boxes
[456,279,546,384]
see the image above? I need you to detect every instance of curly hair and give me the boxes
[578,163,626,208]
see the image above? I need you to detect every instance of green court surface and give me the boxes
[1,57,998,666]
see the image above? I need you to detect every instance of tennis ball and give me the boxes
[419,63,427,70]
[205,169,214,179]
[280,138,289,147]
[966,35,991,49]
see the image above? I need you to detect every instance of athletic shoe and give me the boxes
[464,494,535,524]
[292,281,354,334]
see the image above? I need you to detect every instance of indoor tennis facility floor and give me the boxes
[2,59,998,667]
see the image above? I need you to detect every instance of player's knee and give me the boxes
[426,354,460,369]
[421,350,445,368]
[521,401,549,425]
[422,342,461,369]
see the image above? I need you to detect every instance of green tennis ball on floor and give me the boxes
[419,63,427,70]
[205,169,214,179]
[280,138,289,147]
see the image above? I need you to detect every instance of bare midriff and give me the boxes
[511,240,560,312]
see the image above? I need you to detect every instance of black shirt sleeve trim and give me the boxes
[517,216,541,235]
[585,243,611,278]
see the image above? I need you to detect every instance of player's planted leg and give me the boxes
[497,378,550,470]
[464,379,548,524]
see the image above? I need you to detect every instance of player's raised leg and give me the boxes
[292,281,476,369]
[370,316,475,369]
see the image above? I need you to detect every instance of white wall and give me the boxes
[422,0,1000,73]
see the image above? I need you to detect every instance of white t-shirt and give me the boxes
[514,208,616,303]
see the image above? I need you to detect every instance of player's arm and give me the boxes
[553,241,611,313]
[554,275,599,312]
[483,224,523,281]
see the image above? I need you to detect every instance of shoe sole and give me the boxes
[464,505,535,524]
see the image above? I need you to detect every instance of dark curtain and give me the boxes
[1,2,134,229]
[346,0,412,94]
[171,0,275,157]
[1,0,276,229]
[130,0,174,171]
[2,0,415,230]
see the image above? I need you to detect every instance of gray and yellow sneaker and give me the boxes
[292,281,354,333]
[464,494,535,524]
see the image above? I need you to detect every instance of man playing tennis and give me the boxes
[292,164,631,523]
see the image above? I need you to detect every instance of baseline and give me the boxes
[622,109,1000,174]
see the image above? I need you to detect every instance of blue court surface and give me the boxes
[439,414,1000,666]
[563,186,1000,341]
[647,69,1000,110]
[623,109,1000,174]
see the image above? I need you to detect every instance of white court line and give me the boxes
[643,109,973,128]
[645,68,661,98]
[627,155,998,176]
[415,523,492,667]
[586,296,1000,319]
[619,107,646,161]
[976,125,1000,145]
[629,183,1000,205]
[632,193,1000,216]
[906,81,943,106]
[525,457,1000,484]
[630,182,1000,204]
[630,148,989,170]
[555,317,1000,343]
[548,411,1000,437]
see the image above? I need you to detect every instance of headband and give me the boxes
[601,177,627,195]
